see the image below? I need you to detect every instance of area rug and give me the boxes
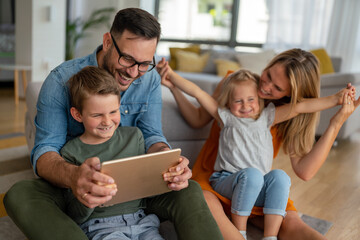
[159,214,332,240]
[0,132,25,140]
[0,145,34,240]
[0,146,332,240]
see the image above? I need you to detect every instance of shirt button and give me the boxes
[125,110,128,114]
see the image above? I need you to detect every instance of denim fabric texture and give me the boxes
[31,46,169,174]
[210,168,291,217]
[80,209,163,240]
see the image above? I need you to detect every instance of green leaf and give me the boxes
[65,7,115,60]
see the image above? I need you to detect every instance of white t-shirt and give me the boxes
[214,103,275,175]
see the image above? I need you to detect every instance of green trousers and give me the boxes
[4,178,223,240]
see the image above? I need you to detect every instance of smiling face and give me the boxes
[100,30,157,92]
[258,63,291,100]
[228,80,260,119]
[71,94,121,145]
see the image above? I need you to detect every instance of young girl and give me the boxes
[159,68,353,240]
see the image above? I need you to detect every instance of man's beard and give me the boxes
[102,51,135,88]
[102,50,113,77]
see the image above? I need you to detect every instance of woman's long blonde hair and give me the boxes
[264,48,320,157]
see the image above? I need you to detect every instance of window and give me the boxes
[155,0,268,50]
[157,0,233,42]
[236,0,268,44]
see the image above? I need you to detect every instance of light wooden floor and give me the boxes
[273,136,360,239]
[0,87,27,149]
[1,86,360,239]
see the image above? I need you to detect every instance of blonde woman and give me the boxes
[157,48,359,240]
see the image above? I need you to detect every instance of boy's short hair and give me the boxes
[68,66,121,113]
[110,8,161,43]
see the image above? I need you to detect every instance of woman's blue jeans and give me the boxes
[210,168,291,217]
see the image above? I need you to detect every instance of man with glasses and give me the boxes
[4,8,223,240]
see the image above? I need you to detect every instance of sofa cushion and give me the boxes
[214,59,241,77]
[161,86,213,164]
[174,50,209,73]
[202,49,238,74]
[310,48,335,74]
[175,71,221,94]
[26,81,42,129]
[235,49,276,75]
[169,45,201,69]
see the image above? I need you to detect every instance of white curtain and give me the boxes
[326,0,360,72]
[264,0,334,51]
[263,0,360,72]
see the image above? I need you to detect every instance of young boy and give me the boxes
[61,66,163,240]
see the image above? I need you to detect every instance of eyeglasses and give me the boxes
[110,34,156,73]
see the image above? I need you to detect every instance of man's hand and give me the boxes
[163,156,192,191]
[71,157,117,208]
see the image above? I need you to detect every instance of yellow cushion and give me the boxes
[0,193,7,218]
[175,50,209,73]
[214,59,241,77]
[310,48,335,74]
[169,45,201,69]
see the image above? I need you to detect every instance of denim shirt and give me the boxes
[32,46,169,174]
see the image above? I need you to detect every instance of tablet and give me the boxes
[100,148,181,207]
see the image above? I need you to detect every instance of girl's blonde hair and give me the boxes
[218,69,264,118]
[264,48,320,157]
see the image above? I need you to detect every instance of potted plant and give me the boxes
[66,7,115,60]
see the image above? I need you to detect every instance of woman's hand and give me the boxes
[156,57,175,89]
[335,83,356,105]
[331,92,360,127]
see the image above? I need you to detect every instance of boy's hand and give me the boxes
[163,156,192,191]
[71,157,117,208]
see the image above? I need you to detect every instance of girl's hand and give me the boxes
[156,57,175,89]
[330,92,360,127]
[335,83,356,105]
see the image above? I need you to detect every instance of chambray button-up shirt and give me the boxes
[31,46,169,175]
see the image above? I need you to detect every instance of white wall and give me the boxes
[16,0,66,86]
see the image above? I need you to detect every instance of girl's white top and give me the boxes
[214,103,275,175]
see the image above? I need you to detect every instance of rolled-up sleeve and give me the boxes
[31,69,84,175]
[31,70,68,173]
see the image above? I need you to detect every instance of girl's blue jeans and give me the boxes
[210,168,291,217]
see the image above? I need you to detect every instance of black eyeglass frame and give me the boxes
[110,34,156,73]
